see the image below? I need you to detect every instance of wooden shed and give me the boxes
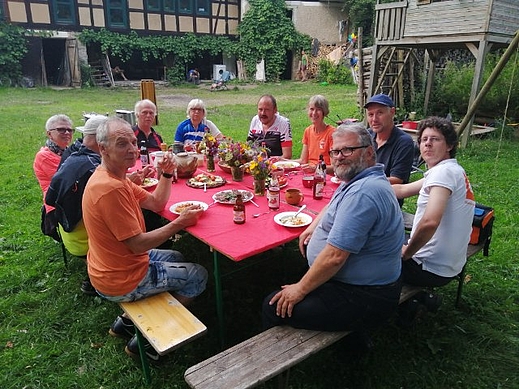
[365,0,518,144]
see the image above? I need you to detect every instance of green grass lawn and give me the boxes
[0,83,518,388]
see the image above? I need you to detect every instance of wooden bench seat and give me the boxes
[120,292,207,383]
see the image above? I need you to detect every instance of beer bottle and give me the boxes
[319,154,327,186]
[233,193,246,224]
[267,173,280,210]
[140,140,149,166]
[312,161,325,200]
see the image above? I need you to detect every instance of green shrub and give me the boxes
[430,52,519,121]
[79,62,94,87]
[316,59,354,85]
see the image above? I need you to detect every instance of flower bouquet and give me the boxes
[248,147,272,195]
[248,146,272,180]
[218,139,255,168]
[218,139,256,181]
[198,131,220,171]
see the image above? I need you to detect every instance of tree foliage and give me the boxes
[78,29,238,82]
[237,0,310,81]
[342,0,376,45]
[0,23,29,84]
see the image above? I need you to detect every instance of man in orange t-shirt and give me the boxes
[82,117,207,360]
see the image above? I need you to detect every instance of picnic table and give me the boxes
[146,159,333,345]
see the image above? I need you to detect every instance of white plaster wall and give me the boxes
[242,1,347,45]
[287,1,347,45]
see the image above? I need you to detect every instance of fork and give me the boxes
[292,204,307,221]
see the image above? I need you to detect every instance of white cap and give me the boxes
[76,115,107,135]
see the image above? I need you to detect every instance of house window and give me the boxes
[147,0,161,11]
[164,0,176,12]
[53,0,76,24]
[106,0,128,28]
[196,0,210,15]
[178,0,192,14]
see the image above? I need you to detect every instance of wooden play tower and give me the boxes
[362,0,518,145]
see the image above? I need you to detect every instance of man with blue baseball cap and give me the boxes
[364,94,414,205]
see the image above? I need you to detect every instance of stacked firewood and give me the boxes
[305,44,351,79]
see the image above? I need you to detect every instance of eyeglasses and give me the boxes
[329,145,368,158]
[51,128,74,134]
[190,108,203,112]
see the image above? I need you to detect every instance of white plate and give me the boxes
[141,177,159,188]
[169,201,208,215]
[331,176,341,184]
[212,189,254,205]
[273,161,300,171]
[274,211,313,228]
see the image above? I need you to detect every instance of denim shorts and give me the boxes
[99,249,208,303]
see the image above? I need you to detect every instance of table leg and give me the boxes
[135,328,151,383]
[213,250,226,347]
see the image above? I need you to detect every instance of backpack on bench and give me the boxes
[470,203,494,256]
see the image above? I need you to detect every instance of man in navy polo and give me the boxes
[364,94,414,206]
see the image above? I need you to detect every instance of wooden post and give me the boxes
[397,49,404,108]
[357,27,365,109]
[140,79,158,125]
[460,39,490,148]
[423,49,436,116]
[457,30,519,146]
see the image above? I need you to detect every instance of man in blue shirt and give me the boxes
[262,123,403,332]
[365,94,414,206]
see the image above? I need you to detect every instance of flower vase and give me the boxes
[206,154,215,172]
[231,165,244,182]
[253,178,266,196]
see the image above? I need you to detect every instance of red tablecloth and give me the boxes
[155,166,336,262]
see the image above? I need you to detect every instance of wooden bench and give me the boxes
[183,286,422,389]
[120,292,207,383]
[185,218,488,389]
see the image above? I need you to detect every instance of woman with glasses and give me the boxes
[33,114,74,241]
[174,99,223,151]
[33,114,74,207]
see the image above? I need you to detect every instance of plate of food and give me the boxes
[186,173,226,189]
[169,201,208,215]
[272,161,300,171]
[330,176,341,185]
[141,177,159,189]
[274,212,313,228]
[212,189,254,205]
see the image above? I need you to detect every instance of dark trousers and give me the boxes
[262,279,402,332]
[402,259,455,288]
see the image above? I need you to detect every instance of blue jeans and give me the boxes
[98,249,208,302]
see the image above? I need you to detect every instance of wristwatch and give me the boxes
[162,172,174,179]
